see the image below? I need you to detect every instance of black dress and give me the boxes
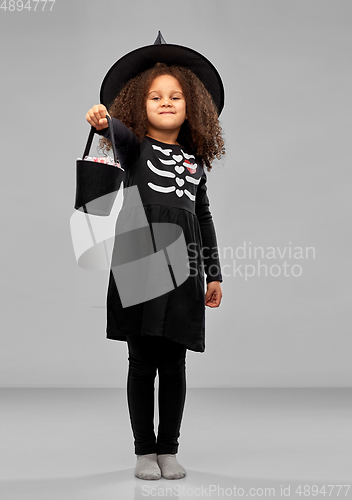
[94,118,223,353]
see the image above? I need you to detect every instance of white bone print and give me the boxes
[181,150,195,160]
[175,165,185,174]
[185,175,201,185]
[147,142,199,198]
[184,190,196,201]
[148,183,176,193]
[158,158,176,165]
[147,160,175,178]
[152,145,173,156]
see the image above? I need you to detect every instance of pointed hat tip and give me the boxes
[154,30,167,45]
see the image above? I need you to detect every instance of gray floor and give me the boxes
[0,388,351,499]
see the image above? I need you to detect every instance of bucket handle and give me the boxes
[82,114,118,164]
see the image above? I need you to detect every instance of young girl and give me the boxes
[85,33,225,481]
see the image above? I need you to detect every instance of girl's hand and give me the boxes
[205,281,223,308]
[86,104,111,130]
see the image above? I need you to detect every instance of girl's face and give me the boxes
[146,74,187,135]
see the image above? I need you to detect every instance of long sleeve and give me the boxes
[93,117,140,169]
[195,168,223,284]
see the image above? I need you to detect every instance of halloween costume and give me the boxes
[86,31,225,460]
[95,118,222,352]
[93,31,224,354]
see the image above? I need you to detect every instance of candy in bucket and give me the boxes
[77,155,125,170]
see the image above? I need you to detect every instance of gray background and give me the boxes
[1,0,351,387]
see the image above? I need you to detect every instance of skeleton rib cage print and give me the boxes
[91,119,222,352]
[147,144,200,200]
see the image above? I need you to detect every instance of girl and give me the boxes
[85,33,225,481]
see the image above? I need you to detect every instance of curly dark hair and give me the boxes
[98,62,225,172]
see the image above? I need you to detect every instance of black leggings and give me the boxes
[126,335,187,455]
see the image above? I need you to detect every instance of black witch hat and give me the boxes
[100,31,225,116]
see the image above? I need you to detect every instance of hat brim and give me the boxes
[100,43,224,115]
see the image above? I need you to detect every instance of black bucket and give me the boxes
[74,115,125,216]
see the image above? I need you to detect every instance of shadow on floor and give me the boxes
[1,469,350,500]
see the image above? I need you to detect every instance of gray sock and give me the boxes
[157,454,186,479]
[134,453,161,480]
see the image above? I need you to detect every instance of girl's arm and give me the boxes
[195,168,223,284]
[93,117,140,169]
[86,105,139,168]
[93,117,138,149]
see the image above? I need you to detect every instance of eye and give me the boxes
[151,96,180,100]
